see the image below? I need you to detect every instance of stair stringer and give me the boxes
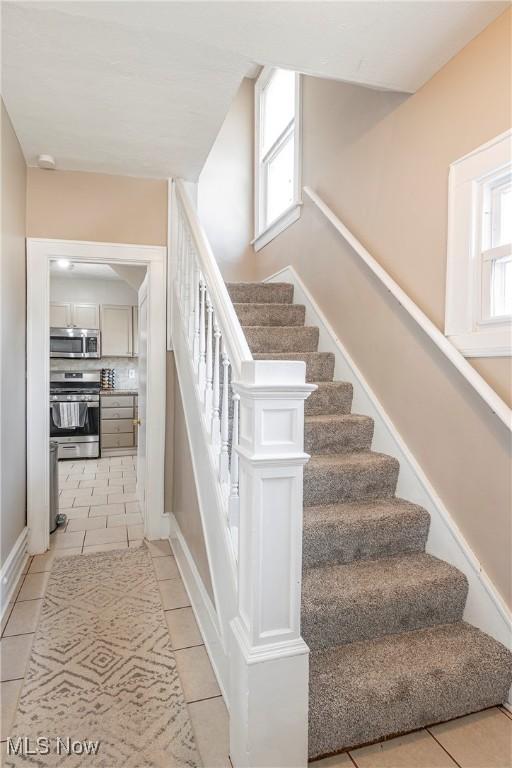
[265,264,512,706]
[169,291,237,706]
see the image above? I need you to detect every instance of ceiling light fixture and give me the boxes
[57,259,71,269]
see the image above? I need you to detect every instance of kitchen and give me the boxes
[49,260,147,543]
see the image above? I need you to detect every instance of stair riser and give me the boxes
[253,353,335,382]
[234,303,306,327]
[303,510,430,568]
[304,459,399,505]
[245,326,319,353]
[308,624,512,758]
[302,573,468,651]
[305,418,374,454]
[305,383,353,415]
[227,282,293,304]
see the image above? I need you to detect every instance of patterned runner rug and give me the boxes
[6,547,200,767]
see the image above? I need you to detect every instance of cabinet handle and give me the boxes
[133,419,141,426]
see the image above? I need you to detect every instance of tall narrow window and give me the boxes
[254,67,301,251]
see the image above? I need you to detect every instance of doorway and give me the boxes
[26,239,167,555]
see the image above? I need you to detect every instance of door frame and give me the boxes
[27,238,167,554]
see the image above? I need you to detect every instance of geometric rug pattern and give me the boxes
[6,547,200,767]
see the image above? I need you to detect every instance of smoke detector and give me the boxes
[37,154,56,170]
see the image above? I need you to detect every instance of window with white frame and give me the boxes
[253,67,301,251]
[445,131,512,357]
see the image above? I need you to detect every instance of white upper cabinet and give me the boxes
[50,302,71,327]
[72,303,100,329]
[50,302,99,329]
[132,306,139,356]
[101,305,133,357]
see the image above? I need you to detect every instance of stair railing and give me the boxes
[169,179,314,768]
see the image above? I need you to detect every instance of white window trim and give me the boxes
[252,67,302,252]
[445,130,512,357]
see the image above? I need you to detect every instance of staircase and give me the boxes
[227,280,512,759]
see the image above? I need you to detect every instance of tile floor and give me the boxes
[0,544,230,767]
[1,458,511,767]
[52,456,143,553]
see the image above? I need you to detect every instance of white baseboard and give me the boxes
[1,527,28,621]
[265,266,512,670]
[168,513,230,707]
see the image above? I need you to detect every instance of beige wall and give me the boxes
[198,78,256,281]
[167,353,214,601]
[27,168,168,245]
[1,102,27,564]
[251,11,511,605]
[286,9,510,405]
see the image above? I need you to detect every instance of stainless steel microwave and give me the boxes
[50,328,101,358]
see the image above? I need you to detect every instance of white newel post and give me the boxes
[229,359,315,768]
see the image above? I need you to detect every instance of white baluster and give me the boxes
[228,393,240,530]
[198,278,207,398]
[204,295,214,425]
[176,214,183,304]
[219,343,230,483]
[188,245,196,345]
[211,319,221,446]
[182,230,190,318]
[193,264,200,372]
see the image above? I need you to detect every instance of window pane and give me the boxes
[262,69,295,154]
[491,255,512,318]
[265,136,294,226]
[496,183,512,246]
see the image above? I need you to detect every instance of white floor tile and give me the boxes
[89,503,125,517]
[82,542,128,554]
[128,524,144,540]
[84,527,127,546]
[67,516,107,533]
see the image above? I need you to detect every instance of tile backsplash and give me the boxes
[51,357,139,389]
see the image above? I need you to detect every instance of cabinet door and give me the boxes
[72,303,99,329]
[132,306,139,356]
[100,305,133,357]
[50,303,71,328]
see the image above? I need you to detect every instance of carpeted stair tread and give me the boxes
[244,325,320,353]
[308,621,512,757]
[302,552,468,650]
[304,451,399,505]
[305,381,354,415]
[227,281,294,304]
[225,279,512,756]
[305,413,374,454]
[234,302,306,326]
[253,352,335,382]
[303,497,430,567]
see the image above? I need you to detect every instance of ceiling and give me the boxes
[2,1,507,180]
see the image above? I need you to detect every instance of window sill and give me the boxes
[252,201,302,252]
[447,326,512,357]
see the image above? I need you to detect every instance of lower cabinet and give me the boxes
[100,393,138,456]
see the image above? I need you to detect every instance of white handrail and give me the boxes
[175,179,252,378]
[304,186,512,432]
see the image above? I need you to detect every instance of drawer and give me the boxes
[101,419,134,434]
[100,395,134,407]
[102,433,134,449]
[102,406,133,420]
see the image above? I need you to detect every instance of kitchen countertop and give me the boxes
[100,389,138,395]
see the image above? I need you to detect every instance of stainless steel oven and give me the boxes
[50,328,101,359]
[50,371,101,459]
